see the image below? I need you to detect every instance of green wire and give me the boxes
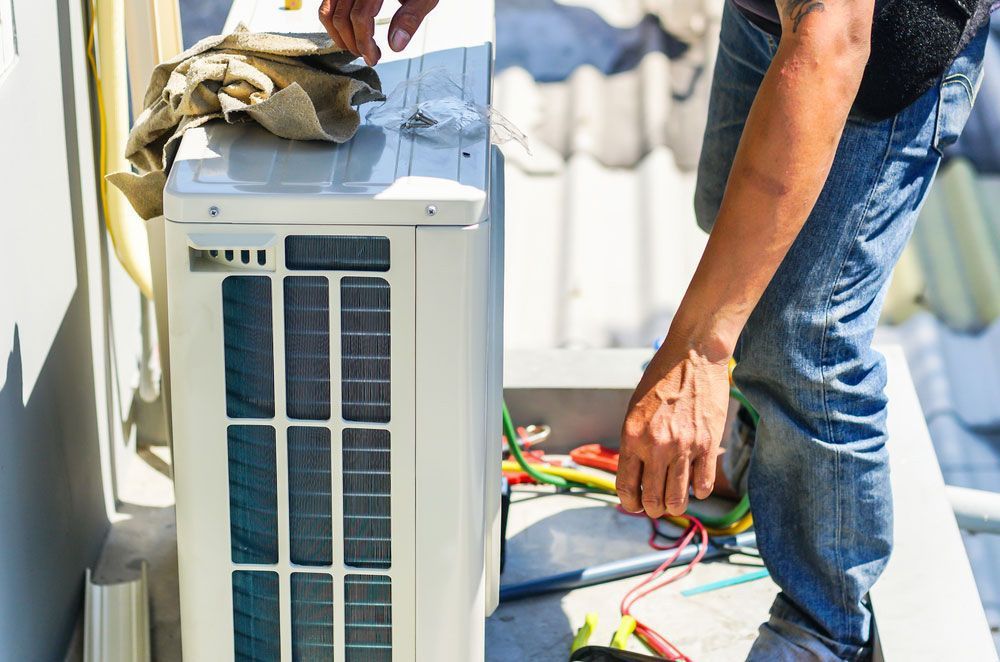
[689,492,750,528]
[682,387,758,527]
[502,386,761,528]
[729,386,761,426]
[503,402,593,490]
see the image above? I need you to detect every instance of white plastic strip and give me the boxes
[84,563,151,662]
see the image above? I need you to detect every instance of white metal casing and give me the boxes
[163,2,502,659]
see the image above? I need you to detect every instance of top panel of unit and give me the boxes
[164,0,494,226]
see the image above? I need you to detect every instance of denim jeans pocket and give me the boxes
[933,68,984,155]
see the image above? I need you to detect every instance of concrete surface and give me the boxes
[489,489,776,661]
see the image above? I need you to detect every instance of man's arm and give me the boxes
[318,0,438,66]
[617,0,874,518]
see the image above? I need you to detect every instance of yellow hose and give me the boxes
[88,0,154,299]
[502,461,754,536]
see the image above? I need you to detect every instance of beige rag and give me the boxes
[108,24,383,220]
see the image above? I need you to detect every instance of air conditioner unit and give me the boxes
[161,45,504,661]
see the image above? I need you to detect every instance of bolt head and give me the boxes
[209,206,220,217]
[425,205,438,217]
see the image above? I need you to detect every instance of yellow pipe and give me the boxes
[90,0,154,299]
[501,461,754,536]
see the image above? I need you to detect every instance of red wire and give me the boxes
[613,505,689,551]
[647,519,688,551]
[619,516,709,661]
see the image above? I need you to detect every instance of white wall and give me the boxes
[0,0,143,658]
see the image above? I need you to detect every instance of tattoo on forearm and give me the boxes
[784,0,825,32]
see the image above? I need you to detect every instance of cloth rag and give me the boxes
[108,23,384,220]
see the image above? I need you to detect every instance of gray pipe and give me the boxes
[499,531,758,602]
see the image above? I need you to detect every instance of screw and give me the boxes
[425,205,438,217]
[209,206,220,217]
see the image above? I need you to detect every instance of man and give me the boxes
[319,0,991,658]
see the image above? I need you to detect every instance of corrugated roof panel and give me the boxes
[884,162,1000,332]
[495,47,713,172]
[946,21,1000,173]
[501,148,705,350]
[556,0,724,42]
[877,313,1000,428]
[494,1,715,351]
[875,315,1000,647]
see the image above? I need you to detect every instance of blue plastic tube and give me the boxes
[499,532,758,602]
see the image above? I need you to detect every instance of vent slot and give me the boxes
[288,426,333,566]
[341,277,390,423]
[284,277,331,420]
[223,276,275,419]
[342,429,391,568]
[344,575,392,662]
[286,236,390,272]
[232,570,280,662]
[291,573,334,661]
[228,426,278,564]
[190,248,275,272]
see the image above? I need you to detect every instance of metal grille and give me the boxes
[344,575,392,662]
[341,277,391,423]
[223,276,275,419]
[285,236,390,271]
[232,570,280,662]
[288,426,333,566]
[284,277,331,420]
[228,426,278,564]
[291,573,334,661]
[342,429,391,568]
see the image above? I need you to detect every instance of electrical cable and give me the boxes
[619,517,709,660]
[502,393,759,535]
[615,505,689,549]
[501,461,754,537]
[502,389,761,657]
[729,386,760,426]
[499,532,757,602]
[506,387,760,528]
[691,493,750,529]
[503,404,591,490]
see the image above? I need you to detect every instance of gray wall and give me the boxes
[0,0,119,658]
[0,296,109,661]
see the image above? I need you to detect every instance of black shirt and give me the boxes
[729,0,994,119]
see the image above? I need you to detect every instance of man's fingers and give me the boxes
[388,0,438,51]
[331,0,361,54]
[319,0,357,56]
[616,453,643,513]
[665,457,691,516]
[350,0,383,65]
[318,0,339,43]
[640,455,667,519]
[690,452,716,500]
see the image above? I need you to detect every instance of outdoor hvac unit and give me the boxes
[161,49,503,661]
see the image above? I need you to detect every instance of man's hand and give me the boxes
[617,335,730,519]
[318,0,439,66]
[616,0,873,522]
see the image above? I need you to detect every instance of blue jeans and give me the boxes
[695,5,988,660]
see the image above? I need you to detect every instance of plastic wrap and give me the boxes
[368,67,528,149]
